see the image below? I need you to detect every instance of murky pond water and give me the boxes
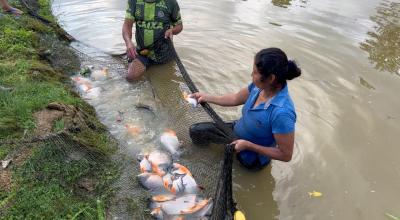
[52,0,400,219]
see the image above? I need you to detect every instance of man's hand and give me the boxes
[231,139,251,153]
[164,29,174,39]
[126,42,137,59]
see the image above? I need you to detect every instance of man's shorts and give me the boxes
[137,55,162,67]
[128,55,161,68]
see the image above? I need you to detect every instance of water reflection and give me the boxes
[52,0,400,219]
[271,0,292,8]
[360,1,400,75]
[271,0,308,8]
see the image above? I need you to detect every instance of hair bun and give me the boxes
[287,60,301,80]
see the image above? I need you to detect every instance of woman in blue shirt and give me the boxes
[190,48,301,169]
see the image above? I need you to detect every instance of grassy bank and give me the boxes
[0,0,119,219]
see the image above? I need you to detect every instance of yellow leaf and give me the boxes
[308,190,322,197]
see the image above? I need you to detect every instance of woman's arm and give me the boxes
[191,87,249,107]
[233,132,294,162]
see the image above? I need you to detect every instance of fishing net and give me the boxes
[0,37,238,219]
[71,42,239,219]
[0,103,119,219]
[144,39,238,219]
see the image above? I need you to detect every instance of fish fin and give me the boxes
[164,128,177,136]
[163,179,169,189]
[180,199,209,214]
[182,91,188,100]
[170,186,176,194]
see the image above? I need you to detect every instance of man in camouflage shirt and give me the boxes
[122,0,183,82]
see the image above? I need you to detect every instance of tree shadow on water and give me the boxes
[271,0,292,8]
[360,1,400,75]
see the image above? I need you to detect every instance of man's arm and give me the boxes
[122,18,137,59]
[165,23,183,39]
[172,23,183,35]
[165,0,183,39]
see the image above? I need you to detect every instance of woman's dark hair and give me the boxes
[255,48,301,86]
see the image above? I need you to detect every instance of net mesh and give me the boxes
[0,39,237,219]
[145,39,237,219]
[0,103,119,219]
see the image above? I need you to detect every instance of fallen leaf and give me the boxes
[1,159,12,169]
[308,190,322,197]
[386,213,400,220]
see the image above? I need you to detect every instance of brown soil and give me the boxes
[0,146,35,192]
[33,106,64,136]
[78,178,95,192]
[33,102,85,136]
[0,103,81,193]
[13,147,33,167]
[0,170,12,192]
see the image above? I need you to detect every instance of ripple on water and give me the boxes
[55,0,400,219]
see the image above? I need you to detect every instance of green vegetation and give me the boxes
[1,143,119,219]
[0,10,81,140]
[53,118,65,132]
[0,0,120,219]
[37,0,56,22]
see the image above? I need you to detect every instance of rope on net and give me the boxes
[169,40,238,219]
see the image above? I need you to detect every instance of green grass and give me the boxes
[0,13,81,139]
[0,0,121,218]
[37,0,56,23]
[53,118,65,132]
[0,78,82,138]
[1,143,119,220]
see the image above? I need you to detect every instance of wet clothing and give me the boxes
[129,54,163,67]
[125,0,182,63]
[189,83,296,169]
[190,122,235,146]
[234,83,296,167]
[189,122,266,170]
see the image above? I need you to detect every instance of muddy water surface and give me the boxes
[52,0,400,219]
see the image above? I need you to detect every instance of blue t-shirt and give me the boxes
[233,83,296,166]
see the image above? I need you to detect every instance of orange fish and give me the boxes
[150,207,162,219]
[125,124,141,136]
[180,199,210,214]
[152,194,176,202]
[175,216,185,220]
[90,67,109,81]
[182,91,189,100]
[152,163,166,176]
[164,128,176,136]
[160,129,180,155]
[172,163,193,177]
[139,156,151,173]
[182,91,198,107]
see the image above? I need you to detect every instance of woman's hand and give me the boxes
[190,92,211,103]
[231,139,251,153]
